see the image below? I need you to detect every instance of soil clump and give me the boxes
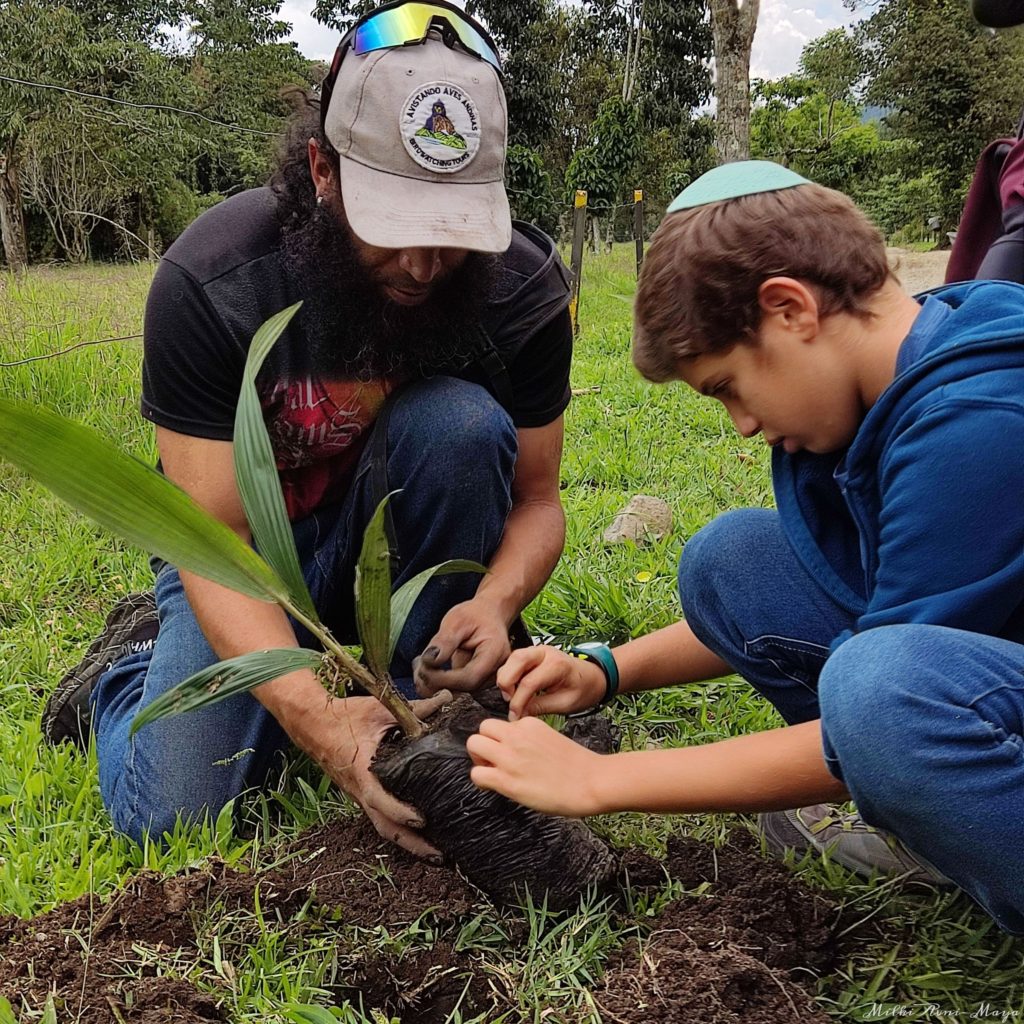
[596,833,839,1022]
[0,818,843,1023]
[372,693,619,911]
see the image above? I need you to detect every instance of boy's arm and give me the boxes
[467,717,849,817]
[498,617,732,719]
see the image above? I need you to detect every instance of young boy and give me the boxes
[462,162,1024,935]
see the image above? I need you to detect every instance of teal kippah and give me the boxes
[667,160,811,212]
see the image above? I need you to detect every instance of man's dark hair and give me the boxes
[270,88,337,233]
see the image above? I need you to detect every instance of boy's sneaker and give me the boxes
[42,592,159,750]
[758,804,953,886]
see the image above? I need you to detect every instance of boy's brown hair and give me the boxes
[632,183,892,382]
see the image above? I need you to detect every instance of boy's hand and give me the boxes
[467,717,605,816]
[496,645,607,720]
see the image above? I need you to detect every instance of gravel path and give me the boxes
[888,247,951,295]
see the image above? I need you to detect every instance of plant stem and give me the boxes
[283,597,426,739]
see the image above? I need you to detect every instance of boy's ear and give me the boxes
[757,277,820,337]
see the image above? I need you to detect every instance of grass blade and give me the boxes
[281,1005,340,1024]
[130,648,323,733]
[388,559,488,662]
[234,303,317,620]
[0,398,288,603]
[354,492,397,678]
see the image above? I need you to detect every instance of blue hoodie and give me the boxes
[772,280,1024,651]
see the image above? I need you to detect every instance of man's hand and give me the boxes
[413,598,512,695]
[292,691,452,859]
[495,645,607,720]
[467,717,605,817]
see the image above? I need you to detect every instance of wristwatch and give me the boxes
[568,642,620,706]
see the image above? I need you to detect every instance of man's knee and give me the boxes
[105,689,287,846]
[108,737,273,845]
[390,376,516,468]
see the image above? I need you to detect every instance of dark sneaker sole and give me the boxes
[42,592,159,749]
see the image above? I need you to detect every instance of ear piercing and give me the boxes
[316,194,324,206]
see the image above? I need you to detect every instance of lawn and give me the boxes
[1,248,1021,1022]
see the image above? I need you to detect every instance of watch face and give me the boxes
[575,642,605,652]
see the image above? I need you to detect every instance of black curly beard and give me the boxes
[278,202,498,381]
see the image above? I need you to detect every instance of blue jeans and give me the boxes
[92,377,516,844]
[680,508,1024,935]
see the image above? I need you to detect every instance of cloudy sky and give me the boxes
[277,0,867,82]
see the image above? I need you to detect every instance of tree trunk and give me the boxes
[710,0,760,164]
[0,140,28,271]
[591,214,601,253]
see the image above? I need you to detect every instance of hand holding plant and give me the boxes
[467,716,607,817]
[293,691,451,858]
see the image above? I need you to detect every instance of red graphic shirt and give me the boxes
[260,375,399,520]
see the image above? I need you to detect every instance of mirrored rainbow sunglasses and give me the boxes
[320,0,502,130]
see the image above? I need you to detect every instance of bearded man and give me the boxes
[42,0,572,858]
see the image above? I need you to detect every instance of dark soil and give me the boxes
[596,833,840,1023]
[0,818,843,1023]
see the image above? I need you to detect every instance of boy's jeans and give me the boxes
[92,377,516,844]
[680,507,1024,935]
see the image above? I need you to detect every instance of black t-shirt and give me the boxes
[141,188,572,519]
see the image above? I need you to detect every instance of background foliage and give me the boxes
[2,0,1024,264]
[751,0,1024,238]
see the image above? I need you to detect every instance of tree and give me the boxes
[710,0,759,163]
[859,0,1024,227]
[564,95,641,249]
[0,0,72,268]
[2,0,314,264]
[750,30,880,195]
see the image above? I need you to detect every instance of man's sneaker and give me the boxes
[758,804,953,886]
[42,592,159,749]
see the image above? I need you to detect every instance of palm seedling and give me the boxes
[0,304,480,740]
[0,303,617,908]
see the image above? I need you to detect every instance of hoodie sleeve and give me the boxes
[833,397,1024,649]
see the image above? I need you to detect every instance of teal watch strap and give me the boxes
[569,642,620,705]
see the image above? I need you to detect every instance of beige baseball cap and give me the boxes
[324,32,511,253]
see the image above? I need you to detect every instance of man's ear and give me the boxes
[757,277,820,339]
[308,138,337,195]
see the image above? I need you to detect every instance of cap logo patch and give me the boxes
[400,81,480,174]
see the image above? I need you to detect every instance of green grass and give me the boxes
[2,250,1023,1021]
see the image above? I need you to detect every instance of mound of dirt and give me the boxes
[0,818,490,1024]
[0,821,841,1023]
[596,833,838,1023]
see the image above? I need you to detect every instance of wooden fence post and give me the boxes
[633,189,644,277]
[569,190,587,336]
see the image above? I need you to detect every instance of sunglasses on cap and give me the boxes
[319,0,502,132]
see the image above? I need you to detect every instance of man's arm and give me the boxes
[467,717,850,817]
[415,416,566,692]
[156,426,446,857]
